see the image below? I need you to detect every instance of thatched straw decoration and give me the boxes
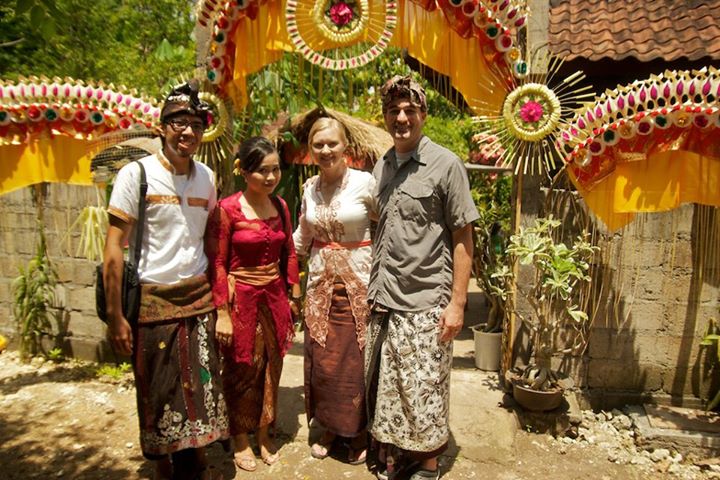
[267,106,393,171]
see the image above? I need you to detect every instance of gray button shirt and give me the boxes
[368,136,480,311]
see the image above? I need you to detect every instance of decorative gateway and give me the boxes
[558,67,720,230]
[199,0,529,111]
[0,76,235,194]
[0,77,159,194]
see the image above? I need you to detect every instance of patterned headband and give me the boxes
[380,75,427,112]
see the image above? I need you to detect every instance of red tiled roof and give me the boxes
[548,0,720,62]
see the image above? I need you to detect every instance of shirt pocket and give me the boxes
[398,180,434,223]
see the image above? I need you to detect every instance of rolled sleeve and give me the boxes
[443,157,480,232]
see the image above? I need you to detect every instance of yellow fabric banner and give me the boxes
[0,135,95,195]
[578,151,720,230]
[228,0,505,114]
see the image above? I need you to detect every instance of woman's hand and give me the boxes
[216,308,233,347]
[289,298,301,318]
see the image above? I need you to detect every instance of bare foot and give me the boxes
[310,430,336,460]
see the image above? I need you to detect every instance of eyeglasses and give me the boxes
[166,118,205,133]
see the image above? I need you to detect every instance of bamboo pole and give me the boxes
[502,169,524,379]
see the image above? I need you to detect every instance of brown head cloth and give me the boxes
[160,79,211,127]
[380,75,427,113]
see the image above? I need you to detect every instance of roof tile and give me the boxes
[548,0,720,62]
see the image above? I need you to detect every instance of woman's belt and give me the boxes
[228,262,280,303]
[313,239,371,250]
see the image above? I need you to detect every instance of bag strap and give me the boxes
[131,161,148,265]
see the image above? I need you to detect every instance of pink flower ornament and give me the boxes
[519,100,544,123]
[329,2,354,26]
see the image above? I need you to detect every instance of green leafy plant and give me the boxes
[12,223,59,361]
[700,317,720,411]
[504,217,598,391]
[47,347,65,363]
[96,362,132,380]
[468,145,512,332]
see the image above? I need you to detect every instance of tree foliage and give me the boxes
[0,0,196,98]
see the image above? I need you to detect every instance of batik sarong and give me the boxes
[305,282,366,437]
[133,313,229,458]
[365,306,452,455]
[222,303,283,434]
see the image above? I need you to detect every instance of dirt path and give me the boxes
[0,347,710,480]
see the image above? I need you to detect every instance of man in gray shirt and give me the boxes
[365,76,479,480]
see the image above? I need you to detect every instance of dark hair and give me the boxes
[235,136,276,173]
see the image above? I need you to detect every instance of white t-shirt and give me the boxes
[108,151,217,285]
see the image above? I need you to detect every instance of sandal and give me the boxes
[408,468,440,480]
[233,453,257,472]
[310,431,335,460]
[347,446,367,465]
[261,450,280,466]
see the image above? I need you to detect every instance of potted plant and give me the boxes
[500,216,598,410]
[471,217,509,371]
[467,133,512,370]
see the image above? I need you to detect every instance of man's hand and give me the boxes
[439,302,464,342]
[107,316,133,356]
[215,309,233,347]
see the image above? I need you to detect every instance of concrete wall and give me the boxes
[581,204,720,408]
[0,184,112,361]
[515,176,720,409]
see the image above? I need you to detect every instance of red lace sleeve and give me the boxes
[280,198,300,286]
[207,203,232,308]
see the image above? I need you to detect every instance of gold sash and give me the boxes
[228,262,280,303]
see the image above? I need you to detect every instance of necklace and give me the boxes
[319,168,347,204]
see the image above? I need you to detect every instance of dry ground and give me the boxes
[3,341,711,480]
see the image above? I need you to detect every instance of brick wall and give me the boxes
[518,179,720,408]
[580,204,720,408]
[0,184,113,361]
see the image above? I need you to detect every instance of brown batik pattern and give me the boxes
[221,303,282,434]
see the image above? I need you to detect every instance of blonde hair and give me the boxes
[307,117,350,147]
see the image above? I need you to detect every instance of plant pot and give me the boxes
[471,324,502,371]
[511,382,564,412]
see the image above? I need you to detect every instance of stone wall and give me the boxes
[514,175,720,409]
[0,184,113,361]
[581,204,720,408]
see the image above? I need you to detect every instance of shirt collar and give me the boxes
[157,148,195,177]
[384,135,429,168]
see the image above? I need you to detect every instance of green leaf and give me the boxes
[39,17,55,39]
[15,0,35,16]
[29,4,44,26]
[708,389,720,411]
[568,309,588,324]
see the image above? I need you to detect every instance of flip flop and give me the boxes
[233,453,257,472]
[261,451,280,466]
[347,446,367,465]
[310,441,330,459]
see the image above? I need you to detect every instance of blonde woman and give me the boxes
[294,117,375,464]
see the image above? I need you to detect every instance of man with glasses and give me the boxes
[103,81,228,480]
